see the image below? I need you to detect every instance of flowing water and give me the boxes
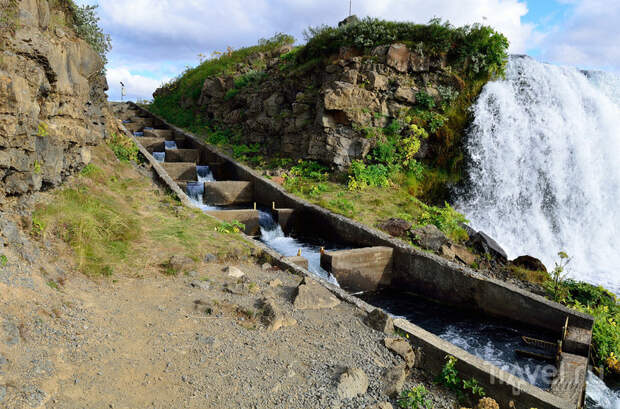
[185,165,217,211]
[258,210,340,284]
[153,152,165,162]
[197,165,214,182]
[459,56,620,296]
[362,290,557,389]
[459,55,620,406]
[165,141,178,150]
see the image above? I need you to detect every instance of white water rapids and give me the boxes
[459,56,620,296]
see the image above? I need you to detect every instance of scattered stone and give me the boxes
[168,255,194,272]
[452,244,477,266]
[336,367,369,399]
[364,309,394,334]
[203,253,217,263]
[379,218,412,238]
[410,224,448,252]
[261,262,272,270]
[409,52,430,72]
[224,266,245,279]
[394,87,417,104]
[224,283,248,296]
[293,277,340,310]
[0,385,5,402]
[510,255,547,273]
[382,363,407,397]
[269,278,282,288]
[3,320,20,345]
[384,337,416,368]
[189,280,210,291]
[195,334,216,345]
[386,43,410,72]
[261,298,297,331]
[476,397,500,409]
[187,270,198,278]
[470,231,508,262]
[440,244,456,260]
[368,72,388,91]
[366,403,393,409]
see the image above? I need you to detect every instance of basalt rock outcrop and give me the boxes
[0,0,110,202]
[154,42,461,168]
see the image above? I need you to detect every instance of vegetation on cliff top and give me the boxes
[299,17,509,79]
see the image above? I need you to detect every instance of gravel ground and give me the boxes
[0,207,458,409]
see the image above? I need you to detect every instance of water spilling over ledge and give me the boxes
[459,56,620,295]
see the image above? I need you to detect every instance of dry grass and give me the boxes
[33,145,250,277]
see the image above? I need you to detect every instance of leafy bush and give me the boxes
[0,254,7,267]
[215,220,245,234]
[68,3,111,66]
[415,202,469,242]
[107,132,139,163]
[398,385,432,409]
[347,160,391,190]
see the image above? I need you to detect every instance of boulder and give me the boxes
[364,309,394,334]
[379,218,412,238]
[293,277,340,310]
[394,87,417,104]
[409,52,430,72]
[338,15,360,27]
[368,72,389,91]
[452,244,477,266]
[261,298,297,331]
[382,363,407,397]
[470,231,508,262]
[189,280,210,291]
[410,224,448,252]
[3,171,42,194]
[511,255,547,272]
[386,43,410,72]
[476,397,500,409]
[224,266,245,279]
[337,367,368,399]
[384,337,416,368]
[168,255,194,272]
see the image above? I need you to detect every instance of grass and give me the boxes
[506,265,550,285]
[32,145,250,277]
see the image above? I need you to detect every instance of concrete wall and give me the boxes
[204,209,260,236]
[162,162,197,181]
[320,247,394,291]
[204,181,253,205]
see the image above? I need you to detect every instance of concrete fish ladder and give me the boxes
[114,102,592,409]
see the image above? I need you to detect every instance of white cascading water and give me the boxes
[459,56,620,296]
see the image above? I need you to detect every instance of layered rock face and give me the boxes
[155,43,460,168]
[0,0,109,201]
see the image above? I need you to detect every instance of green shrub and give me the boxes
[68,3,111,66]
[215,220,245,234]
[107,132,139,163]
[415,201,469,242]
[0,254,7,267]
[398,385,432,409]
[347,160,392,190]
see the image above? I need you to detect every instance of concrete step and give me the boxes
[320,246,394,291]
[162,162,197,181]
[563,325,592,357]
[164,149,199,163]
[550,352,588,407]
[136,137,165,153]
[273,208,295,232]
[204,181,253,206]
[131,117,154,127]
[204,209,260,236]
[144,129,174,140]
[284,256,308,270]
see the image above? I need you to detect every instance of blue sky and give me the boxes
[76,0,620,101]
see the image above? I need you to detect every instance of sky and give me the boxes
[75,0,620,101]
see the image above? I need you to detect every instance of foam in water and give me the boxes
[197,165,215,182]
[153,152,165,162]
[258,210,339,285]
[185,181,217,211]
[165,141,177,150]
[133,131,144,137]
[459,56,620,295]
[586,371,620,409]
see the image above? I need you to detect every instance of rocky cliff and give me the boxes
[0,0,110,202]
[156,43,464,169]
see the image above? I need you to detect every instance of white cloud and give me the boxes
[539,0,620,71]
[106,67,168,101]
[97,0,535,100]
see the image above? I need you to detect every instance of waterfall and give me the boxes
[153,152,165,162]
[586,371,620,409]
[257,209,339,284]
[459,56,620,295]
[165,141,177,150]
[197,165,214,182]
